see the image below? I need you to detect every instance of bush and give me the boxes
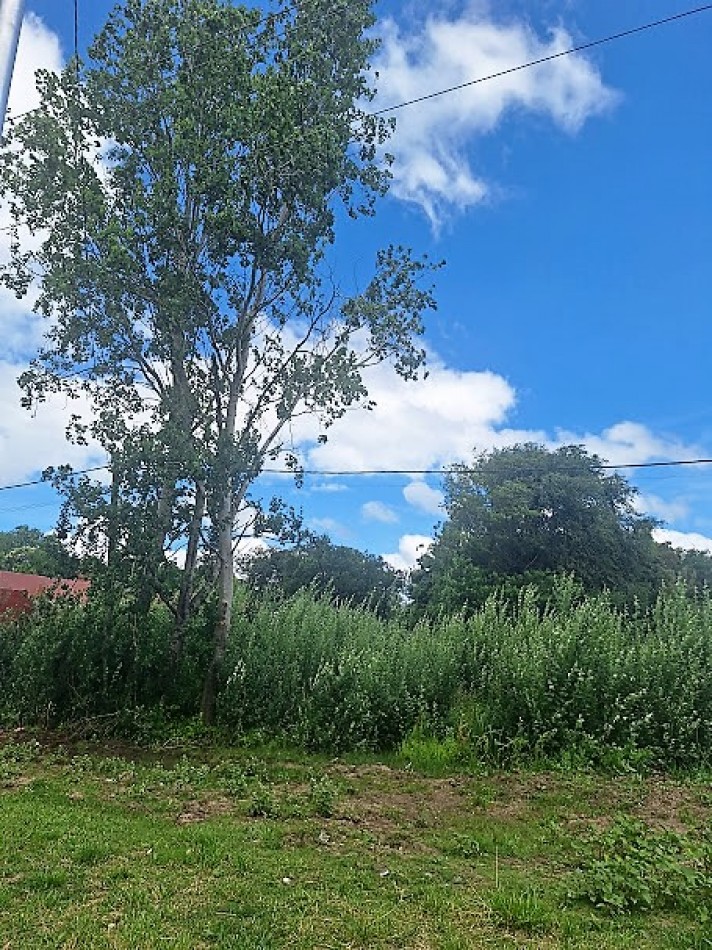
[0,589,209,725]
[571,818,712,914]
[218,590,460,751]
[456,579,712,768]
[2,576,711,765]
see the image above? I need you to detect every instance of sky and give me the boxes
[1,0,711,570]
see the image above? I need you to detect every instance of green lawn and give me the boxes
[0,735,709,948]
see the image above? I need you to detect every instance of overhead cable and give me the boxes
[373,4,712,115]
[2,456,712,494]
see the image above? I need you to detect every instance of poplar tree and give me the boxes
[0,0,438,720]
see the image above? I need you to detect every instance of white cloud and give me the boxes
[1,13,64,357]
[555,421,700,467]
[310,481,349,493]
[8,13,63,120]
[361,500,399,523]
[295,348,700,482]
[309,516,351,541]
[0,361,103,484]
[383,533,433,572]
[302,354,537,472]
[403,479,444,515]
[373,7,617,226]
[653,528,712,555]
[634,493,689,525]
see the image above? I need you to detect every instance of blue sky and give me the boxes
[1,0,711,569]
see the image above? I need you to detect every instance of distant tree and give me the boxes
[0,525,80,578]
[243,535,403,615]
[411,444,665,614]
[653,541,712,592]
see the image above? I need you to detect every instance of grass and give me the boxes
[0,734,710,948]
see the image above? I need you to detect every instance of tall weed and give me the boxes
[457,580,712,767]
[2,577,711,765]
[218,590,459,750]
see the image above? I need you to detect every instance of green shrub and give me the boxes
[2,576,711,766]
[456,580,712,768]
[0,589,209,725]
[218,591,459,751]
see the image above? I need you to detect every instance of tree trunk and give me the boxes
[134,476,175,620]
[200,488,234,725]
[172,479,205,664]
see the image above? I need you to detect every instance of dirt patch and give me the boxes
[468,772,563,821]
[632,778,710,832]
[335,770,468,830]
[176,796,234,824]
[0,775,34,791]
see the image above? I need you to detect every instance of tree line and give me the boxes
[4,443,711,619]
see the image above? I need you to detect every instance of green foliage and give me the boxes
[411,443,667,614]
[0,589,210,724]
[398,726,471,776]
[2,577,711,765]
[247,781,279,818]
[0,525,80,577]
[308,773,340,817]
[488,885,556,935]
[571,818,712,916]
[242,535,404,616]
[218,589,459,751]
[454,579,712,767]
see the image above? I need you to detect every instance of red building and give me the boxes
[0,571,90,616]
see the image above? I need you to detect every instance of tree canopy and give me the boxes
[242,535,403,615]
[0,0,438,720]
[411,443,667,613]
[0,526,80,578]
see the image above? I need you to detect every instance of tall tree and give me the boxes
[0,0,438,720]
[411,444,665,614]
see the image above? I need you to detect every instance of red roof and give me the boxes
[0,571,90,616]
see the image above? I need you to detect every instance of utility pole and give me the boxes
[0,0,25,137]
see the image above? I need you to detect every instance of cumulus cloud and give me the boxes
[653,528,712,554]
[403,479,444,515]
[373,5,617,226]
[293,352,701,520]
[1,14,65,357]
[302,355,538,472]
[555,421,700,467]
[7,13,63,120]
[634,493,689,525]
[383,533,433,572]
[361,500,399,523]
[0,361,103,484]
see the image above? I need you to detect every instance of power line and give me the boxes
[373,4,712,115]
[0,465,108,492]
[267,460,712,474]
[1,457,712,494]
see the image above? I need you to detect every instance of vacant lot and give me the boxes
[0,734,710,948]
